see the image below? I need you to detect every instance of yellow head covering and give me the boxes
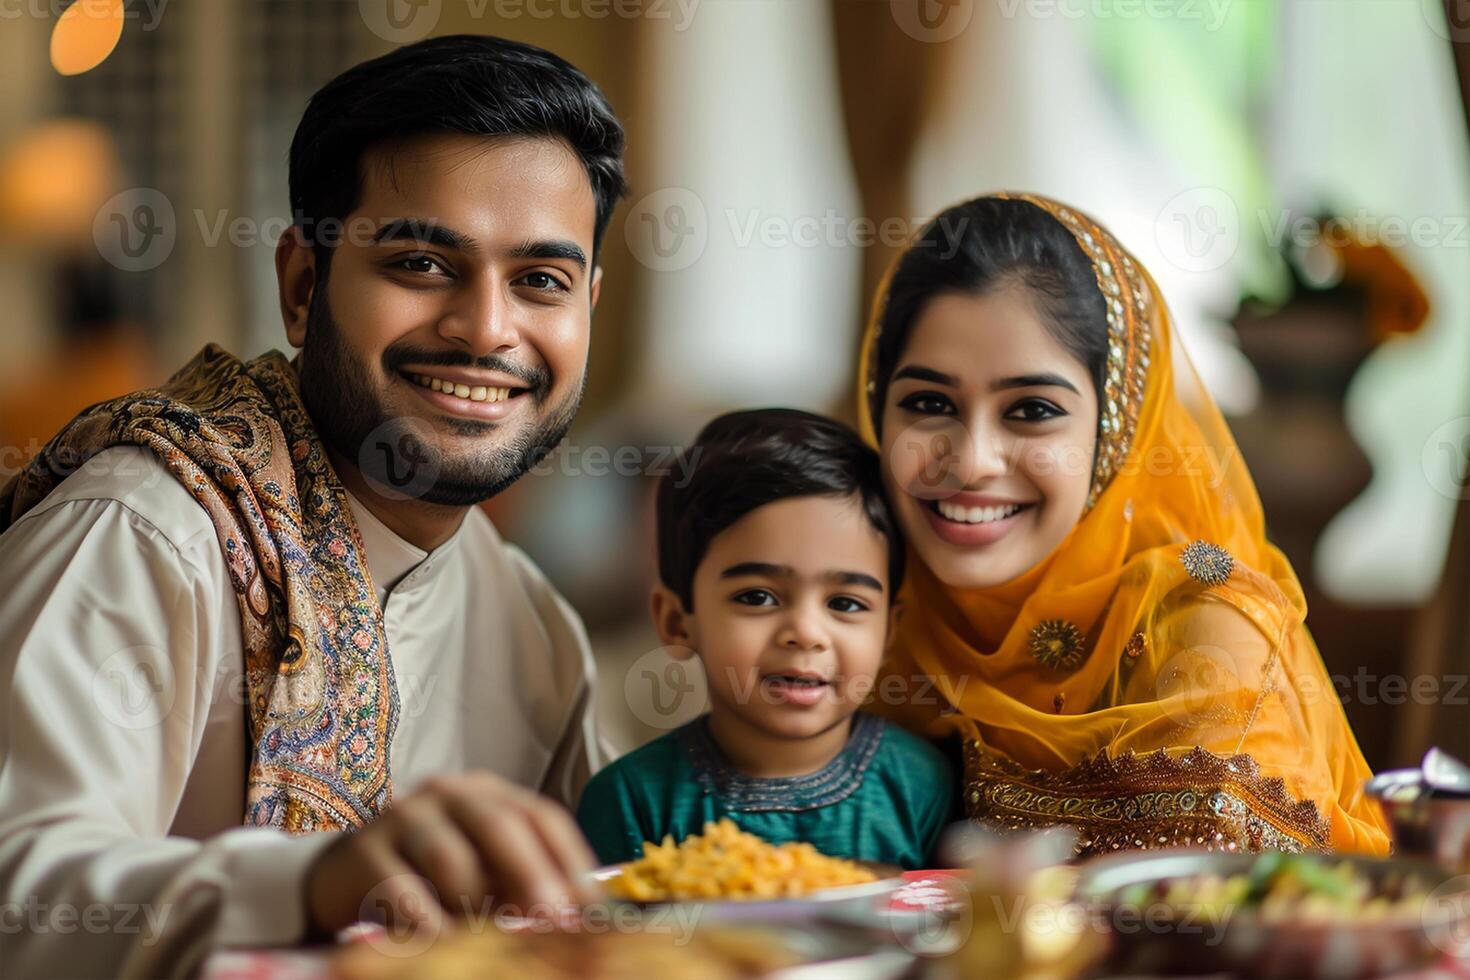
[859,193,1389,855]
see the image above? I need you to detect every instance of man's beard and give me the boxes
[295,289,583,507]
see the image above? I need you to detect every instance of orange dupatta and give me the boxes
[859,194,1390,855]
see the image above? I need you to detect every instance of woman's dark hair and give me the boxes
[870,197,1109,435]
[288,34,626,278]
[657,409,905,611]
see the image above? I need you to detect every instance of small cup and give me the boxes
[1366,768,1470,872]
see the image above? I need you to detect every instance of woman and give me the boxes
[861,193,1390,854]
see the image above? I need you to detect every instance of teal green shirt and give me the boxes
[577,713,954,870]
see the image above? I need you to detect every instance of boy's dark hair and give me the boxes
[657,409,905,611]
[289,34,626,279]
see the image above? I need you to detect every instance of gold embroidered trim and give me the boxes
[962,742,1330,855]
[998,194,1153,510]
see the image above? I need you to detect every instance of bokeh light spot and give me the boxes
[50,0,126,77]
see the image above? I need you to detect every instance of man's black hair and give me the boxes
[289,34,626,277]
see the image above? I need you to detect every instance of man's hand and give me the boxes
[304,771,601,937]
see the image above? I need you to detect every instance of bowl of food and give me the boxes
[1073,849,1470,979]
[595,819,905,923]
[1366,749,1470,871]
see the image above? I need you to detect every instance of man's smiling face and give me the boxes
[290,131,600,506]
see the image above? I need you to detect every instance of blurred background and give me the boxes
[2,0,1470,770]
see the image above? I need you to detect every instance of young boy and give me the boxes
[577,409,954,870]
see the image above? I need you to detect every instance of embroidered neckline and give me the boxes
[678,712,886,812]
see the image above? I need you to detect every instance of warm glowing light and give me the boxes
[0,120,120,248]
[50,0,125,77]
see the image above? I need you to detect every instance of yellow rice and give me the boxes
[608,818,877,902]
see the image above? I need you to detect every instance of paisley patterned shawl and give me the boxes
[0,343,395,832]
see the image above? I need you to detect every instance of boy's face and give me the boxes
[662,494,894,743]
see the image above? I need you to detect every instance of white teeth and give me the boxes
[936,501,1024,524]
[411,374,513,404]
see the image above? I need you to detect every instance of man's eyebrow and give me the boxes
[508,239,588,272]
[719,562,884,593]
[990,373,1081,395]
[892,365,958,386]
[370,219,478,253]
[368,225,588,273]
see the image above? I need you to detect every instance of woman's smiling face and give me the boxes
[879,285,1099,589]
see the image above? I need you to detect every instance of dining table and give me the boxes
[193,866,1470,980]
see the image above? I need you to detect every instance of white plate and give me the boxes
[591,865,906,924]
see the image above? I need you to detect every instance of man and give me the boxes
[0,35,625,978]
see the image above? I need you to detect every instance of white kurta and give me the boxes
[0,445,603,979]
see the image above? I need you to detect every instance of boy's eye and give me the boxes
[732,589,777,607]
[1005,398,1065,423]
[828,596,869,613]
[897,391,956,416]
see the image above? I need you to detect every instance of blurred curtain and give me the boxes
[626,0,862,426]
[894,0,1265,414]
[1399,11,1470,766]
[1289,1,1470,606]
[1404,486,1470,765]
[829,0,956,321]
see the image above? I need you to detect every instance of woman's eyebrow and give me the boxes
[991,373,1080,395]
[891,365,958,386]
[893,365,1081,396]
